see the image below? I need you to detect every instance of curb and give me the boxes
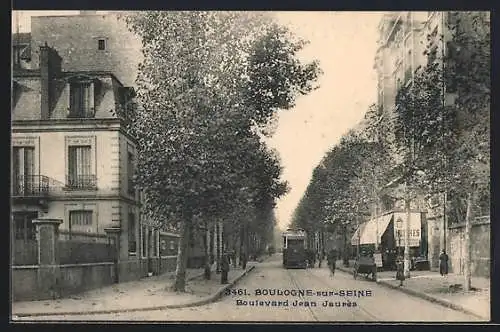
[376,279,488,320]
[13,266,256,318]
[335,265,487,320]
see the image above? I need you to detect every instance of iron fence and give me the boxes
[12,239,38,265]
[58,230,116,264]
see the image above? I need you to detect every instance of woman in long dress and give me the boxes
[439,250,449,276]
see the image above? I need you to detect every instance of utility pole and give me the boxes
[404,182,411,278]
[403,11,415,279]
[356,204,360,257]
[441,11,448,255]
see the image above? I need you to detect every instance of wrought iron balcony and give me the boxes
[11,175,64,199]
[65,174,97,190]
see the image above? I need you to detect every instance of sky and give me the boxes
[270,12,382,230]
[12,11,383,231]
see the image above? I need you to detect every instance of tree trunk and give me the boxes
[239,225,244,267]
[203,221,211,280]
[232,232,238,268]
[216,222,221,273]
[173,218,191,292]
[404,184,411,278]
[463,191,473,291]
[147,228,154,275]
[209,224,214,265]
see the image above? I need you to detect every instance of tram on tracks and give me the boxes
[282,228,307,269]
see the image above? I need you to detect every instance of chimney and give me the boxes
[40,43,62,120]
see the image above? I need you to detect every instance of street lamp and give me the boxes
[396,217,402,256]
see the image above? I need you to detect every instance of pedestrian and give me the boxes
[317,251,323,268]
[327,249,336,277]
[241,251,248,270]
[439,249,449,277]
[396,255,405,286]
[221,253,230,284]
[311,249,317,268]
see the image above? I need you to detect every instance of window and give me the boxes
[98,39,106,51]
[69,210,93,226]
[169,240,175,250]
[127,151,135,195]
[13,212,38,241]
[12,147,35,195]
[67,145,95,189]
[69,82,93,118]
[13,46,22,67]
[128,213,136,253]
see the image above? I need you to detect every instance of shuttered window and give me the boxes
[69,210,93,226]
[12,147,35,195]
[70,82,92,117]
[67,145,94,189]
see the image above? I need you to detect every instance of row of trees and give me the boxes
[291,12,489,290]
[120,12,322,291]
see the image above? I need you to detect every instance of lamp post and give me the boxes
[396,217,402,256]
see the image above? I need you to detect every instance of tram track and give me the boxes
[301,267,381,321]
[284,266,380,321]
[285,268,320,321]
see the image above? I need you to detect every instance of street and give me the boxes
[16,255,480,322]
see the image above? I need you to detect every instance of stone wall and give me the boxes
[12,263,115,301]
[447,219,490,278]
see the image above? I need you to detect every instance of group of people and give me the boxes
[306,249,338,277]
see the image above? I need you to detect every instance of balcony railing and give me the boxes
[65,174,97,190]
[12,175,52,197]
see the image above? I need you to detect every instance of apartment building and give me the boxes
[11,11,178,283]
[373,12,490,276]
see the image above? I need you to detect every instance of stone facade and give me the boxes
[11,13,174,299]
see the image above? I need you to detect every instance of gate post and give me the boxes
[105,227,121,283]
[32,218,62,299]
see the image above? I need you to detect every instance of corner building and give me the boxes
[11,11,177,284]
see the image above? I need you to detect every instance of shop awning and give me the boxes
[351,213,393,246]
[350,222,367,246]
[351,212,423,247]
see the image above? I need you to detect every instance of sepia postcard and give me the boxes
[10,10,491,323]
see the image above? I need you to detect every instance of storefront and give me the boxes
[351,211,428,270]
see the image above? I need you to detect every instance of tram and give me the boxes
[282,228,307,269]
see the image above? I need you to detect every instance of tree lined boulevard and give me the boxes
[15,255,480,322]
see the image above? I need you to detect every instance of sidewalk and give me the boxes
[335,260,490,320]
[12,263,256,318]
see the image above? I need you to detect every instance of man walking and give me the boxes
[327,249,336,277]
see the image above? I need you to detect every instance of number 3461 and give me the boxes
[225,288,248,296]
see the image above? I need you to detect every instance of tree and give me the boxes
[125,11,321,291]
